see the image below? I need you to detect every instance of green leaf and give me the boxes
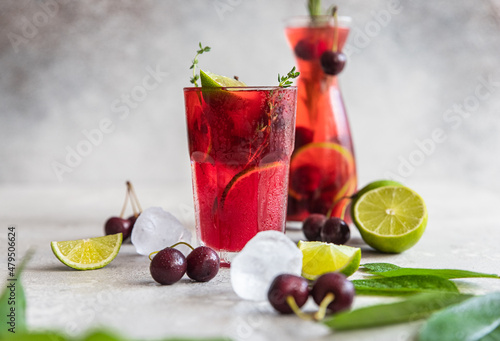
[352,275,459,295]
[418,292,500,341]
[324,292,473,331]
[362,263,500,279]
[1,250,33,338]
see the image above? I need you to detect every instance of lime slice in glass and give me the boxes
[51,233,122,270]
[298,240,361,280]
[200,70,246,87]
[351,186,428,253]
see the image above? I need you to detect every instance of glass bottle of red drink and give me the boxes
[285,16,357,222]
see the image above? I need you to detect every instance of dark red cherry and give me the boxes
[302,214,327,241]
[150,248,187,285]
[291,165,322,194]
[294,39,315,60]
[320,51,347,76]
[311,272,354,313]
[104,217,132,240]
[294,127,314,151]
[321,217,350,244]
[186,246,220,282]
[268,274,309,314]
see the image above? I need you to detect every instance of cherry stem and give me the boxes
[119,186,130,218]
[314,292,335,321]
[127,181,143,214]
[128,182,138,216]
[332,6,339,53]
[286,296,313,321]
[148,251,158,261]
[169,241,195,251]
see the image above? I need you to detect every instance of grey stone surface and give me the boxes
[1,180,500,340]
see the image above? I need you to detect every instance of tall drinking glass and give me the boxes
[184,86,297,265]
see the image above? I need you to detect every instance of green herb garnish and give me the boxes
[362,263,500,279]
[308,0,323,17]
[278,66,300,88]
[189,42,211,87]
[418,292,500,341]
[352,275,459,296]
[324,293,472,331]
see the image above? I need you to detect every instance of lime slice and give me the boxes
[289,142,356,198]
[51,233,122,270]
[298,240,361,280]
[200,70,246,87]
[352,186,428,253]
[219,162,288,251]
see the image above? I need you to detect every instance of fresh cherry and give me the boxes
[302,214,327,241]
[268,274,309,314]
[105,181,143,241]
[291,165,322,194]
[104,217,132,240]
[150,248,187,285]
[320,51,347,76]
[294,127,314,151]
[294,39,315,60]
[311,272,354,313]
[186,246,220,282]
[321,217,350,244]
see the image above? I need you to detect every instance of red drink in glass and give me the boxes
[285,16,357,221]
[184,86,297,265]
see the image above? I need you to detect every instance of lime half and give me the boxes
[200,70,246,87]
[352,180,403,201]
[298,241,361,280]
[51,233,122,270]
[352,186,428,253]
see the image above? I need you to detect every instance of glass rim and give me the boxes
[284,15,352,28]
[183,86,298,91]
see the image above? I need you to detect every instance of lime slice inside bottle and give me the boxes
[298,240,361,280]
[200,70,246,87]
[351,186,428,253]
[51,233,122,270]
[289,142,356,201]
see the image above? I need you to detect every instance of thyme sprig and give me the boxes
[278,66,300,88]
[189,42,211,87]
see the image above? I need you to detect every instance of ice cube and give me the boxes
[230,230,303,301]
[131,207,192,256]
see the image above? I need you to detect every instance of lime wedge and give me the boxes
[200,70,246,87]
[351,186,428,253]
[298,240,361,280]
[51,233,122,270]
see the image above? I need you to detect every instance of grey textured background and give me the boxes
[1,0,499,192]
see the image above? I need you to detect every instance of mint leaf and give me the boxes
[352,275,459,295]
[418,292,500,341]
[362,263,500,279]
[324,293,472,331]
